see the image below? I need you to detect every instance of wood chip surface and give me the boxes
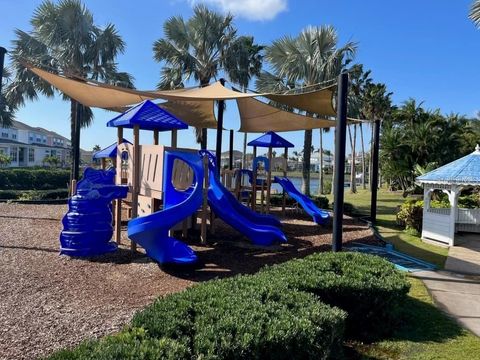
[0,203,377,359]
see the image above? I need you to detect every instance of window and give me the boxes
[12,134,17,139]
[29,136,33,142]
[28,148,35,162]
[1,132,8,138]
[10,147,17,162]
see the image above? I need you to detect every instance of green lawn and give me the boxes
[348,277,480,359]
[327,188,448,268]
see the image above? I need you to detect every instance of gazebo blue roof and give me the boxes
[248,131,294,148]
[417,145,480,185]
[93,138,131,159]
[106,100,188,131]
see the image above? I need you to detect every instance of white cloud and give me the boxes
[188,0,288,21]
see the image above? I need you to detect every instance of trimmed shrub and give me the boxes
[259,252,410,341]
[132,275,346,360]
[0,189,68,201]
[313,195,329,209]
[269,194,296,207]
[0,168,70,190]
[0,190,19,199]
[47,328,189,360]
[397,199,423,234]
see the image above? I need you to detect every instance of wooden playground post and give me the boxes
[282,147,288,216]
[130,125,140,251]
[114,126,123,244]
[200,155,209,244]
[252,147,257,209]
[266,147,272,214]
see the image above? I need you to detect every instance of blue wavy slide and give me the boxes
[202,151,286,246]
[274,176,330,225]
[127,150,203,265]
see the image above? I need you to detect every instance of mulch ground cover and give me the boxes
[0,203,377,360]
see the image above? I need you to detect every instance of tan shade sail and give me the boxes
[265,85,336,116]
[29,65,337,116]
[29,67,158,108]
[159,100,217,129]
[237,97,336,133]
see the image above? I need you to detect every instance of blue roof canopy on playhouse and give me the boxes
[93,138,132,159]
[417,145,480,185]
[106,100,188,131]
[248,131,294,148]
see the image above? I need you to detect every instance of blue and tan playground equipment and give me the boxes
[59,101,295,265]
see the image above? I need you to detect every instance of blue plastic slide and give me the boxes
[274,176,330,225]
[127,151,203,265]
[201,151,287,246]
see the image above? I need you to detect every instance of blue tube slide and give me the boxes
[274,176,330,225]
[127,150,203,265]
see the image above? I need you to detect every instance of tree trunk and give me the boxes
[302,129,312,196]
[359,123,366,189]
[348,125,357,193]
[318,129,323,195]
[243,132,247,168]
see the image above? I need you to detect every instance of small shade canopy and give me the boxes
[93,138,132,159]
[248,131,294,148]
[417,145,480,186]
[106,100,188,131]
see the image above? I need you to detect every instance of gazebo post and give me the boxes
[252,145,257,210]
[283,146,288,216]
[332,72,348,252]
[114,126,123,244]
[449,186,460,246]
[153,129,159,145]
[266,146,272,214]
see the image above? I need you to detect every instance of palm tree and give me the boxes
[153,5,263,146]
[256,25,356,196]
[361,82,392,190]
[6,0,133,182]
[0,67,16,127]
[470,1,480,26]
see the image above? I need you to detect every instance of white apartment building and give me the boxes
[0,120,71,167]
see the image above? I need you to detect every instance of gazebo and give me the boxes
[416,145,480,246]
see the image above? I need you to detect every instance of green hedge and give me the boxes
[47,328,189,360]
[0,168,70,190]
[47,252,409,359]
[0,189,68,200]
[259,252,410,340]
[132,275,346,360]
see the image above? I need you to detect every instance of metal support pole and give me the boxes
[229,129,234,170]
[215,78,226,178]
[370,119,381,224]
[332,72,349,252]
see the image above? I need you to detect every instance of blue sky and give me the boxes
[1,0,479,154]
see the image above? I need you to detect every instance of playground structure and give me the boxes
[30,64,364,258]
[60,100,290,265]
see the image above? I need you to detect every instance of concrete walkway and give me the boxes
[414,270,480,336]
[445,234,480,275]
